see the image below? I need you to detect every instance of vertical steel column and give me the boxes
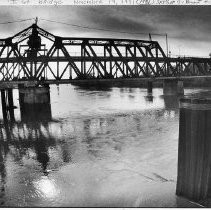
[97,62,99,78]
[18,63,20,79]
[134,46,137,76]
[81,44,84,75]
[166,58,170,76]
[123,61,125,77]
[12,62,14,79]
[146,48,149,76]
[104,47,107,77]
[69,64,72,79]
[193,62,196,75]
[176,61,179,75]
[34,62,37,79]
[110,45,112,76]
[44,63,46,79]
[156,47,159,76]
[44,45,46,79]
[83,47,86,76]
[6,47,9,80]
[30,62,33,78]
[126,46,129,77]
[57,49,59,79]
[92,63,95,77]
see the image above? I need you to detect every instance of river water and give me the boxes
[0,84,207,207]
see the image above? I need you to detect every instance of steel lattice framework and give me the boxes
[0,23,211,82]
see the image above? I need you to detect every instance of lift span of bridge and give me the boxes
[0,22,210,87]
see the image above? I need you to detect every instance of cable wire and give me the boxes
[40,18,167,37]
[0,18,34,25]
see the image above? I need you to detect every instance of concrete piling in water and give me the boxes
[18,85,51,122]
[176,97,211,203]
[163,79,184,95]
[147,81,153,94]
[19,86,50,104]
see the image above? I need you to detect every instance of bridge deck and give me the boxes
[0,76,211,89]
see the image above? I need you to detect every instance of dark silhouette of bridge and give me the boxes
[0,22,210,86]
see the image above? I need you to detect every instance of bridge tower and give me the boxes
[26,21,42,79]
[18,19,51,105]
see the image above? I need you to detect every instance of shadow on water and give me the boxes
[73,84,112,92]
[0,125,54,176]
[0,91,58,178]
[0,85,198,207]
[34,135,50,175]
[19,103,52,123]
[0,142,8,206]
[144,92,154,103]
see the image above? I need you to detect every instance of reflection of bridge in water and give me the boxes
[0,95,54,171]
[0,98,55,203]
[0,83,183,206]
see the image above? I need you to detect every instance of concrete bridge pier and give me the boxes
[18,84,51,121]
[163,79,184,95]
[18,84,50,105]
[176,98,211,204]
[147,81,153,94]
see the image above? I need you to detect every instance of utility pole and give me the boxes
[149,33,152,41]
[166,33,168,58]
[35,17,38,25]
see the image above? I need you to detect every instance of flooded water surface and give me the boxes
[0,84,207,207]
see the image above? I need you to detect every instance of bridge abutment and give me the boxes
[176,98,211,203]
[163,79,184,95]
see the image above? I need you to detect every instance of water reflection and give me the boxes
[0,89,56,177]
[20,103,52,122]
[34,135,50,174]
[0,85,206,207]
[1,89,16,122]
[162,95,180,111]
[74,84,112,92]
[33,176,59,199]
[0,143,7,206]
[144,93,154,103]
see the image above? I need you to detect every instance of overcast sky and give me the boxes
[0,6,211,57]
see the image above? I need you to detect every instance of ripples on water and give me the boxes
[0,85,208,207]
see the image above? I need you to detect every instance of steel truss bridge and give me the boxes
[0,23,211,84]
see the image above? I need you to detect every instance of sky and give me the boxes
[0,6,211,57]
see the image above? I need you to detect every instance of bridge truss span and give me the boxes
[0,23,210,82]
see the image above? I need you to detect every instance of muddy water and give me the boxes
[0,85,206,207]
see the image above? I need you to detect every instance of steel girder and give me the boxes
[0,23,210,82]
